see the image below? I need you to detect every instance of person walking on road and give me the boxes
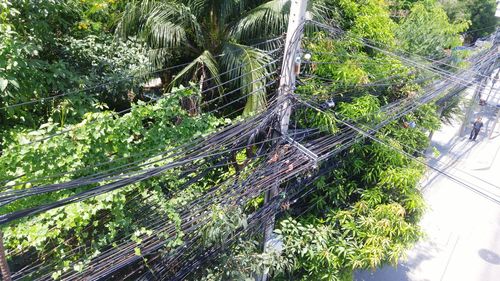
[469,117,483,141]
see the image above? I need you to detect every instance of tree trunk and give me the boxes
[0,231,12,281]
[160,69,172,89]
[179,65,205,116]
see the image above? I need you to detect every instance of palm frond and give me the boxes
[230,0,290,41]
[231,0,332,42]
[171,50,221,89]
[117,1,205,64]
[143,2,202,49]
[247,36,284,52]
[148,48,172,69]
[219,0,247,26]
[144,19,187,49]
[153,2,205,48]
[115,0,158,39]
[186,0,207,15]
[221,43,274,116]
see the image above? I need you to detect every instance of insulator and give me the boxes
[326,99,335,108]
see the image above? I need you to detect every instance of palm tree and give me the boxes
[116,0,326,115]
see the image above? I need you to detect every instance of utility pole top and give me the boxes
[277,0,309,134]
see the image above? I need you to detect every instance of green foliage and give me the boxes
[465,0,497,40]
[1,86,223,188]
[0,0,76,127]
[305,33,408,87]
[440,0,497,41]
[0,0,141,132]
[337,95,381,122]
[334,0,397,46]
[277,201,422,280]
[1,85,228,276]
[300,30,410,102]
[72,0,129,34]
[202,205,248,247]
[396,0,469,57]
[295,108,339,134]
[346,0,397,46]
[201,238,292,281]
[309,171,359,211]
[59,34,152,115]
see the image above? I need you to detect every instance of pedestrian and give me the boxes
[479,95,486,106]
[469,117,483,141]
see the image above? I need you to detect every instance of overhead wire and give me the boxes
[61,21,496,278]
[0,81,278,210]
[26,98,312,278]
[6,105,286,278]
[308,20,499,91]
[0,111,274,220]
[0,111,304,208]
[0,63,282,190]
[16,52,281,147]
[297,96,500,205]
[1,54,282,187]
[0,39,284,111]
[9,136,297,279]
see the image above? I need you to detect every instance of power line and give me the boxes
[0,39,283,111]
[8,101,313,279]
[308,20,499,89]
[0,98,291,224]
[298,98,500,205]
[76,72,486,280]
[0,71,280,191]
[1,55,281,151]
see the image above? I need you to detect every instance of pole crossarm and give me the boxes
[282,134,318,163]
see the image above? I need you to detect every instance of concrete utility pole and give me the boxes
[488,28,500,139]
[261,1,308,281]
[275,0,308,134]
[460,29,499,136]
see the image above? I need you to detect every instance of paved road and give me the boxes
[355,71,500,281]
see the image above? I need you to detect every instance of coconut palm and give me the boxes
[116,0,327,115]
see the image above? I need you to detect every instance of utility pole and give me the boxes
[460,78,486,136]
[460,29,499,136]
[275,0,308,134]
[488,26,500,138]
[488,69,500,139]
[260,1,308,281]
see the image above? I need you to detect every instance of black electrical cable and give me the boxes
[298,97,500,205]
[1,64,281,188]
[0,39,283,111]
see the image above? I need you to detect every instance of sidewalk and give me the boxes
[355,69,500,281]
